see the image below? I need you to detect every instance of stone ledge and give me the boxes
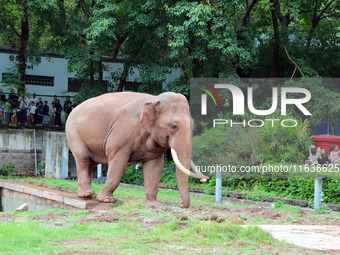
[0,180,98,210]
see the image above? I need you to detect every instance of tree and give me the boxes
[0,0,51,93]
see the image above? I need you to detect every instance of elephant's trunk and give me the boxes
[170,148,209,208]
[172,148,191,208]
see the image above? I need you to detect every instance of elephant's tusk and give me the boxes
[190,160,208,182]
[171,148,209,182]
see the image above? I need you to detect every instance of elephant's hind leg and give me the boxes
[75,157,96,199]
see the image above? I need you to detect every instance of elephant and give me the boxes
[65,92,208,208]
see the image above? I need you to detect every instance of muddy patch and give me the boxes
[29,212,69,220]
[79,212,118,223]
[231,207,289,220]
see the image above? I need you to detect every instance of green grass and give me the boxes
[0,177,337,254]
[0,212,286,254]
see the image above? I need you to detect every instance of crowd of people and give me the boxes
[0,88,77,127]
[305,145,340,165]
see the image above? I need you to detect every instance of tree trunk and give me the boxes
[18,6,30,94]
[270,0,281,77]
[117,62,129,92]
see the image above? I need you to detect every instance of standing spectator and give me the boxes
[63,96,73,120]
[55,99,62,126]
[0,89,6,124]
[49,102,56,126]
[0,89,6,103]
[11,107,18,125]
[36,101,44,125]
[29,93,38,105]
[18,95,29,125]
[9,89,18,122]
[0,101,4,124]
[42,101,50,126]
[52,95,58,105]
[28,101,37,125]
[35,97,43,123]
[36,97,43,106]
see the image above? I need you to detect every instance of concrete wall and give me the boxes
[0,130,76,178]
[0,129,43,175]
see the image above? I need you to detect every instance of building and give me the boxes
[0,45,181,107]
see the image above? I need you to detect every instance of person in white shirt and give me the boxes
[29,93,38,105]
[28,101,37,125]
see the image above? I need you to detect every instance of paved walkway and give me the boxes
[258,225,340,251]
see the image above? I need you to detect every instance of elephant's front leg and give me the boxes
[96,151,130,203]
[143,155,164,204]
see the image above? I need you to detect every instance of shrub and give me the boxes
[259,115,313,164]
[0,164,17,176]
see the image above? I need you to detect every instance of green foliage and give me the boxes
[0,164,17,176]
[245,195,263,202]
[167,79,190,98]
[259,115,313,164]
[73,81,108,102]
[120,155,179,187]
[120,163,144,186]
[0,63,26,96]
[274,200,284,208]
[223,178,340,204]
[36,162,45,177]
[192,126,260,170]
[1,0,339,97]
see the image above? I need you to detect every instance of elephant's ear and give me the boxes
[140,101,160,133]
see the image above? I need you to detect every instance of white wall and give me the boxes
[0,51,181,104]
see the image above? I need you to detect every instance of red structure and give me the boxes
[312,134,340,153]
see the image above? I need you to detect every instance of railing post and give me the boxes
[97,164,102,178]
[215,165,222,203]
[314,177,322,213]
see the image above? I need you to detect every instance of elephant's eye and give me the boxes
[170,124,178,131]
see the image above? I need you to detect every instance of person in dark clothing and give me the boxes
[0,89,6,103]
[63,96,73,120]
[52,95,58,105]
[36,101,44,125]
[35,97,43,125]
[55,99,62,126]
[42,101,50,126]
[0,89,6,123]
[9,89,18,108]
[9,89,18,122]
[317,147,330,165]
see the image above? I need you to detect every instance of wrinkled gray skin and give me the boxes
[65,92,193,208]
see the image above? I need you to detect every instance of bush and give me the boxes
[0,164,17,176]
[259,115,313,164]
[192,126,261,170]
[223,178,340,204]
[120,156,178,187]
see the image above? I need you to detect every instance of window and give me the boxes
[1,73,54,87]
[25,75,54,86]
